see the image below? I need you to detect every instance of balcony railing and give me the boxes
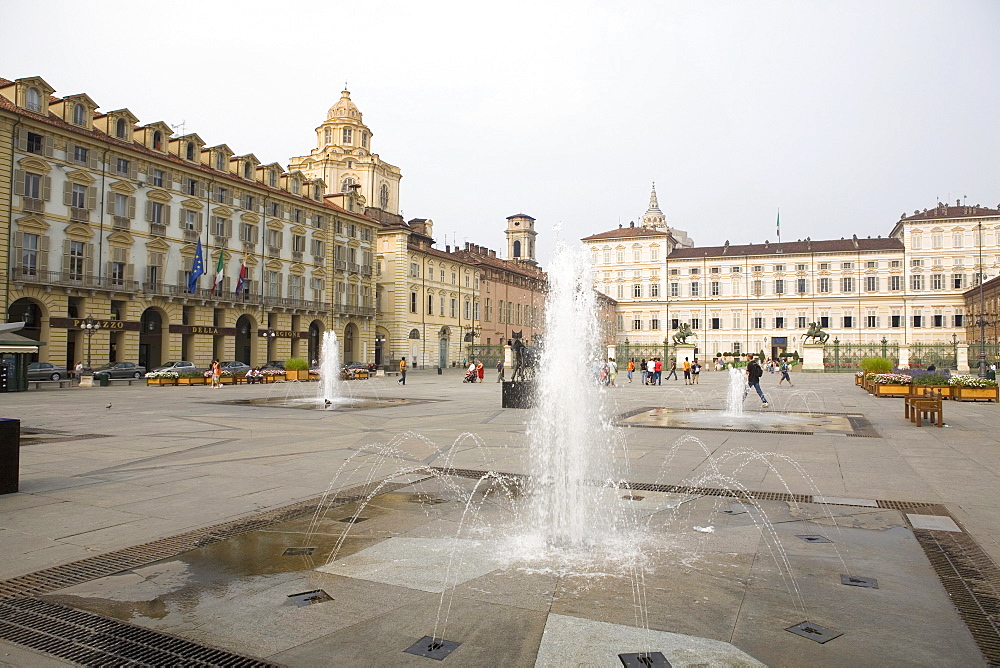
[313,255,325,265]
[22,197,44,213]
[361,265,373,276]
[9,267,138,292]
[333,303,376,317]
[334,260,348,271]
[183,229,199,242]
[70,207,90,223]
[113,216,130,230]
[292,250,303,262]
[348,262,360,274]
[267,245,281,258]
[214,235,229,248]
[242,241,256,253]
[150,223,167,237]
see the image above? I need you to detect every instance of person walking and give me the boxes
[626,359,635,383]
[691,359,701,384]
[665,360,678,381]
[496,359,504,383]
[654,358,663,385]
[74,361,84,379]
[210,360,222,389]
[608,357,618,387]
[640,359,648,385]
[745,355,768,407]
[476,360,485,383]
[398,357,407,385]
[778,359,794,386]
[682,357,692,385]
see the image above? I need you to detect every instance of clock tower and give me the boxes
[505,214,537,266]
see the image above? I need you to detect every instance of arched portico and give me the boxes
[139,307,168,369]
[235,314,256,365]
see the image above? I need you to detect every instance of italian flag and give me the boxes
[213,252,225,293]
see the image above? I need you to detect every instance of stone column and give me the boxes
[956,344,970,372]
[607,344,616,362]
[897,344,910,370]
[801,343,825,372]
[503,344,512,371]
[674,343,696,369]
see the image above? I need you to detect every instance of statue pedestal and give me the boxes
[503,345,512,371]
[673,343,696,370]
[801,343,826,372]
[956,344,970,373]
[897,344,910,370]
[502,381,535,409]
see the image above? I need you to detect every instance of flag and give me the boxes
[188,239,204,293]
[776,207,781,242]
[235,258,248,294]
[213,251,225,293]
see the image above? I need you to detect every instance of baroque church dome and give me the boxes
[327,89,363,122]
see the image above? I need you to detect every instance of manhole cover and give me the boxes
[287,589,333,607]
[338,517,369,524]
[796,535,833,543]
[841,574,879,588]
[282,547,317,556]
[619,651,671,667]
[786,621,842,643]
[403,636,461,660]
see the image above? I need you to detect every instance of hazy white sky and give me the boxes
[2,0,997,265]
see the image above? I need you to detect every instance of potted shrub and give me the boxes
[869,372,912,397]
[285,357,309,381]
[909,371,953,398]
[145,370,178,386]
[176,369,206,386]
[859,357,893,388]
[949,374,999,402]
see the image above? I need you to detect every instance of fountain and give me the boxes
[725,365,746,416]
[317,330,341,407]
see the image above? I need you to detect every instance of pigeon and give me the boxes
[106,403,112,409]
[324,399,332,407]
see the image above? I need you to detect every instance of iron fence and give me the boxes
[822,340,901,372]
[616,340,674,365]
[970,344,1000,371]
[908,343,957,370]
[468,344,504,367]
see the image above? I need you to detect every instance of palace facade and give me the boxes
[0,75,379,371]
[584,187,1000,359]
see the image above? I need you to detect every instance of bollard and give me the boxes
[0,418,20,494]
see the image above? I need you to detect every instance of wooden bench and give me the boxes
[905,389,943,427]
[29,379,74,389]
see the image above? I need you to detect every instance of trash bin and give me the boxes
[98,374,110,387]
[437,367,443,375]
[0,418,19,494]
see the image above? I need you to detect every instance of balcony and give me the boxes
[113,216,130,231]
[348,262,360,274]
[242,241,256,253]
[292,250,303,262]
[267,245,281,258]
[9,267,142,292]
[150,223,167,237]
[261,296,327,311]
[361,265,373,276]
[183,229,199,242]
[334,260,348,271]
[22,197,44,213]
[214,235,229,248]
[69,207,89,223]
[313,255,325,265]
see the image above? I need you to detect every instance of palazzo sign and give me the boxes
[257,329,307,339]
[169,325,238,336]
[49,317,141,331]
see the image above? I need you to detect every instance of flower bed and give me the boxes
[949,375,999,402]
[145,370,178,386]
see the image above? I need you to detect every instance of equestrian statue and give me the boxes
[802,321,830,344]
[672,322,695,345]
[510,331,538,382]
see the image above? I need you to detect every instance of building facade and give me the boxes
[1,75,378,371]
[584,194,1000,360]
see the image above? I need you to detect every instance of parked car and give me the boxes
[27,362,68,381]
[93,362,147,379]
[221,361,251,373]
[152,361,201,373]
[261,360,285,371]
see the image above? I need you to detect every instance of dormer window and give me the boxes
[73,103,85,125]
[152,130,162,150]
[342,128,352,144]
[268,170,276,187]
[291,179,300,194]
[26,87,40,112]
[215,152,225,171]
[243,162,252,179]
[115,118,127,139]
[186,142,195,161]
[341,177,356,192]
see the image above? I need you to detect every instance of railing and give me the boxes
[242,241,255,253]
[214,235,229,248]
[267,245,281,258]
[150,223,167,237]
[291,250,303,262]
[70,207,89,222]
[335,260,348,271]
[22,197,44,213]
[822,340,901,372]
[361,265,373,276]
[112,216,130,230]
[182,229,199,242]
[9,267,138,292]
[313,255,325,265]
[333,303,376,317]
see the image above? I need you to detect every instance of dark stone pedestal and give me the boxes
[0,418,20,494]
[502,381,536,409]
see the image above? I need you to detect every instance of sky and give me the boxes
[2,0,998,265]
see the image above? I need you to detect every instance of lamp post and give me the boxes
[265,328,276,363]
[978,222,987,376]
[80,315,100,373]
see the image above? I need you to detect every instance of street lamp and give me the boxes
[978,222,987,376]
[80,315,100,373]
[265,328,277,363]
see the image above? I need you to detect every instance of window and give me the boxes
[115,157,130,176]
[341,177,356,192]
[911,258,923,267]
[115,118,127,138]
[23,132,48,157]
[752,279,763,296]
[410,292,417,313]
[912,235,922,250]
[819,263,830,270]
[796,264,808,271]
[633,249,642,262]
[953,273,966,289]
[889,275,901,291]
[183,210,198,230]
[71,183,87,209]
[264,270,279,298]
[670,282,678,297]
[954,311,964,327]
[820,315,830,328]
[867,312,878,328]
[732,266,741,273]
[891,312,901,328]
[912,313,923,328]
[691,317,701,330]
[216,186,229,203]
[149,201,164,224]
[266,229,282,248]
[690,281,700,297]
[731,278,742,296]
[732,342,742,355]
[866,261,877,269]
[842,262,852,269]
[69,240,85,280]
[774,264,784,272]
[890,260,901,268]
[292,234,305,253]
[152,130,162,150]
[633,284,642,298]
[843,315,853,328]
[72,145,88,165]
[774,279,784,294]
[933,312,944,327]
[775,316,785,328]
[732,311,742,329]
[796,278,808,293]
[651,247,660,261]
[650,283,660,297]
[818,278,831,293]
[342,127,353,144]
[910,274,924,291]
[633,318,642,330]
[186,142,195,161]
[650,317,660,330]
[752,265,763,272]
[753,314,764,329]
[21,232,38,275]
[450,298,457,318]
[22,171,41,199]
[379,184,389,209]
[212,217,228,237]
[114,193,128,217]
[690,267,700,275]
[797,316,808,328]
[149,168,163,187]
[710,316,721,329]
[243,194,255,211]
[931,233,942,249]
[240,223,257,242]
[931,274,943,290]
[26,87,41,111]
[866,276,878,292]
[710,281,720,296]
[841,277,854,292]
[953,232,964,248]
[216,152,226,171]
[616,250,625,263]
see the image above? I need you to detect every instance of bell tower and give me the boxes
[505,214,537,265]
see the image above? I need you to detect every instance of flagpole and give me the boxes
[776,206,781,244]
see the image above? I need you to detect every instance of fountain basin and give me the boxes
[618,407,880,437]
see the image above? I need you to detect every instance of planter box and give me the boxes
[952,386,999,402]
[177,377,206,385]
[146,377,177,386]
[873,383,910,397]
[909,384,953,398]
[285,370,309,381]
[219,376,235,385]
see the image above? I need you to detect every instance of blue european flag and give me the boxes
[189,239,205,293]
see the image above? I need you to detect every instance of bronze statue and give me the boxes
[672,322,695,345]
[802,321,830,344]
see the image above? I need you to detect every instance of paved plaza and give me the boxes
[1,368,999,666]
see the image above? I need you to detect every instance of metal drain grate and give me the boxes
[0,481,408,601]
[0,598,277,667]
[912,528,1000,664]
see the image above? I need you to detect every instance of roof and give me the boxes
[506,213,535,221]
[667,236,903,259]
[901,203,1000,221]
[582,225,670,241]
